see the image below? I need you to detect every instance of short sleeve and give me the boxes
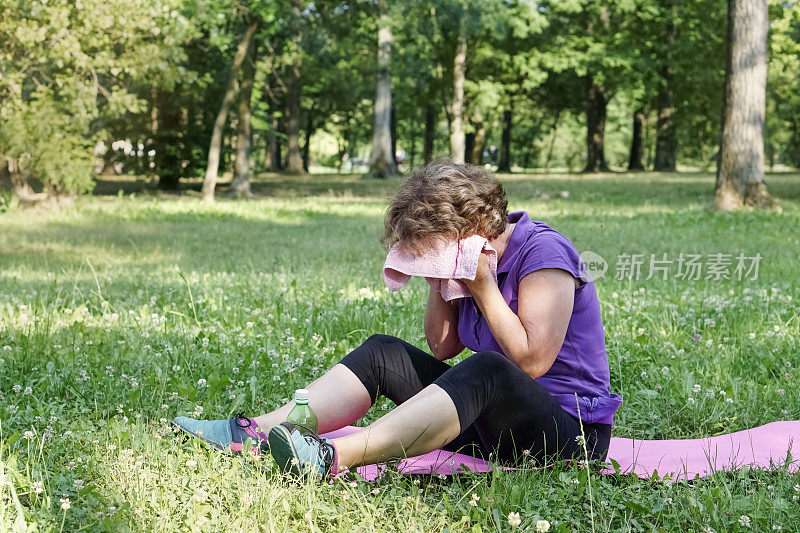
[517,229,590,284]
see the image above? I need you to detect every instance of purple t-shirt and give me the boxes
[457,211,622,425]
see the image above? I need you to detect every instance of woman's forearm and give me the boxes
[468,269,574,379]
[469,287,542,374]
[424,288,463,360]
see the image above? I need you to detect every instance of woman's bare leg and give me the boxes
[253,364,372,434]
[332,384,461,470]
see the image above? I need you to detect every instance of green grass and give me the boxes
[1,171,799,531]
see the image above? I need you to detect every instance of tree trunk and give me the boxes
[449,14,467,164]
[156,88,182,190]
[628,108,645,171]
[284,56,305,175]
[464,132,475,164]
[202,20,259,202]
[264,75,281,172]
[264,118,274,171]
[545,110,561,171]
[408,128,417,168]
[272,116,284,171]
[390,105,398,167]
[302,111,314,172]
[583,75,609,173]
[424,104,436,163]
[714,0,773,210]
[472,122,486,165]
[497,105,513,172]
[654,10,677,172]
[230,39,257,198]
[366,16,399,178]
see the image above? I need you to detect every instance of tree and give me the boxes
[584,74,610,172]
[201,18,259,202]
[449,9,467,164]
[497,106,513,172]
[628,108,645,171]
[0,0,197,199]
[713,0,773,210]
[366,2,400,178]
[230,37,258,198]
[653,3,677,172]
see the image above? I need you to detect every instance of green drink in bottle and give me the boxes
[286,389,318,433]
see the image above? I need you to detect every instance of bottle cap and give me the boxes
[294,389,310,404]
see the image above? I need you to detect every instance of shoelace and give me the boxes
[234,412,252,429]
[291,423,335,471]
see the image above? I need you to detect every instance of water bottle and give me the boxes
[286,389,318,433]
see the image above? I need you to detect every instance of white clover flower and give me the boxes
[693,384,702,393]
[469,493,480,507]
[507,512,521,528]
[23,387,32,395]
[23,430,35,440]
[726,398,733,404]
[32,481,44,494]
[73,479,84,490]
[536,520,551,532]
[687,397,696,406]
[739,515,751,528]
[197,379,207,387]
[242,492,254,508]
[60,497,71,511]
[777,389,785,395]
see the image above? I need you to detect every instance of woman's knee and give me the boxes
[363,333,402,350]
[467,350,514,372]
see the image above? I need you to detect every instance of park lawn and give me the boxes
[1,171,799,532]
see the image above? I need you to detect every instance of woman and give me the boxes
[174,161,622,478]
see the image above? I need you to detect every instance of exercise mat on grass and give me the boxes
[322,421,799,481]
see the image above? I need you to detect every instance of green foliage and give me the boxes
[3,0,800,191]
[0,0,200,194]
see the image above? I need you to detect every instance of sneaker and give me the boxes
[268,422,337,478]
[172,413,269,455]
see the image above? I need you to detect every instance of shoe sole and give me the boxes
[172,421,268,456]
[268,425,302,476]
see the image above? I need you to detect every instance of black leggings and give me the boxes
[339,334,612,465]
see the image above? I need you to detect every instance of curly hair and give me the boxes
[382,160,509,254]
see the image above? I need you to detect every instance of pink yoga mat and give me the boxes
[322,421,799,482]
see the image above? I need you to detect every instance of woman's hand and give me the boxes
[468,268,575,379]
[463,251,495,297]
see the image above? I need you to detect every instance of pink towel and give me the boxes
[322,421,799,481]
[382,235,498,301]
